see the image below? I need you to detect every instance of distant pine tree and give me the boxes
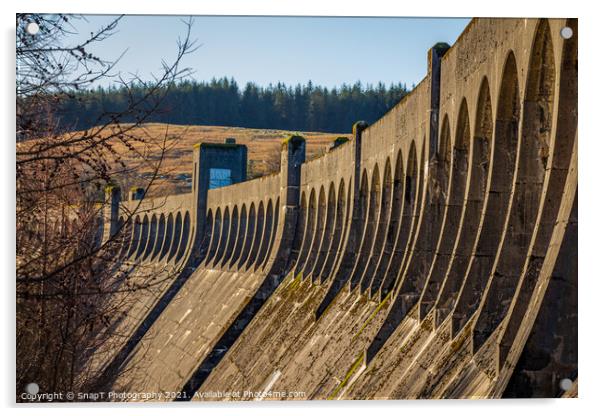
[56,78,409,133]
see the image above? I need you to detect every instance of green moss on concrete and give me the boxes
[433,42,451,55]
[332,136,350,148]
[352,291,392,342]
[328,353,364,400]
[281,134,305,150]
[352,120,368,136]
[104,179,119,193]
[104,184,119,193]
[287,272,303,292]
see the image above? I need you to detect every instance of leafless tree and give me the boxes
[16,14,197,400]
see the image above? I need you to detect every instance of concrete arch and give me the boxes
[255,199,274,270]
[259,198,280,271]
[126,215,142,259]
[345,169,371,289]
[118,217,132,259]
[393,120,450,315]
[221,205,239,268]
[390,131,444,303]
[142,214,158,261]
[366,139,427,362]
[370,150,404,296]
[349,164,382,290]
[450,50,521,336]
[175,211,191,263]
[360,157,393,293]
[432,77,494,326]
[311,182,336,282]
[473,20,556,351]
[229,204,247,268]
[198,209,214,263]
[245,200,265,270]
[167,211,183,262]
[213,206,231,267]
[205,208,222,265]
[159,213,174,261]
[498,18,577,364]
[237,203,256,269]
[302,186,327,279]
[135,214,150,260]
[316,175,362,318]
[151,213,166,260]
[317,178,347,282]
[294,188,317,278]
[378,141,418,298]
[113,216,125,256]
[439,115,453,167]
[287,192,307,274]
[419,98,471,319]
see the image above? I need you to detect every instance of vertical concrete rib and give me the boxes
[228,205,246,269]
[167,212,183,262]
[237,203,256,269]
[135,215,149,260]
[315,121,367,319]
[472,20,556,351]
[126,215,141,259]
[349,165,381,290]
[498,19,577,366]
[394,122,451,316]
[449,51,520,337]
[204,208,222,266]
[142,214,158,261]
[255,200,274,270]
[212,207,231,267]
[196,210,213,264]
[286,192,307,275]
[302,186,327,279]
[341,170,369,286]
[360,159,393,294]
[317,178,347,282]
[150,213,165,260]
[259,198,279,271]
[419,99,471,320]
[221,205,239,268]
[175,211,191,263]
[159,213,174,261]
[429,78,493,326]
[369,151,403,297]
[245,201,265,270]
[294,188,317,278]
[501,189,577,397]
[261,135,305,275]
[311,183,336,282]
[378,139,422,299]
[118,217,132,259]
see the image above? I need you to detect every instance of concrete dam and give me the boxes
[96,17,578,400]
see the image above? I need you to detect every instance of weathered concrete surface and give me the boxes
[112,268,265,395]
[98,17,578,400]
[194,275,391,400]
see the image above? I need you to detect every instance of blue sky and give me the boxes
[68,15,470,89]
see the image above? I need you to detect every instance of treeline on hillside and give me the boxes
[57,78,410,133]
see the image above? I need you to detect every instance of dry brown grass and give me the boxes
[95,123,351,196]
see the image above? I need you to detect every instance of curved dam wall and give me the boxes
[99,17,577,399]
